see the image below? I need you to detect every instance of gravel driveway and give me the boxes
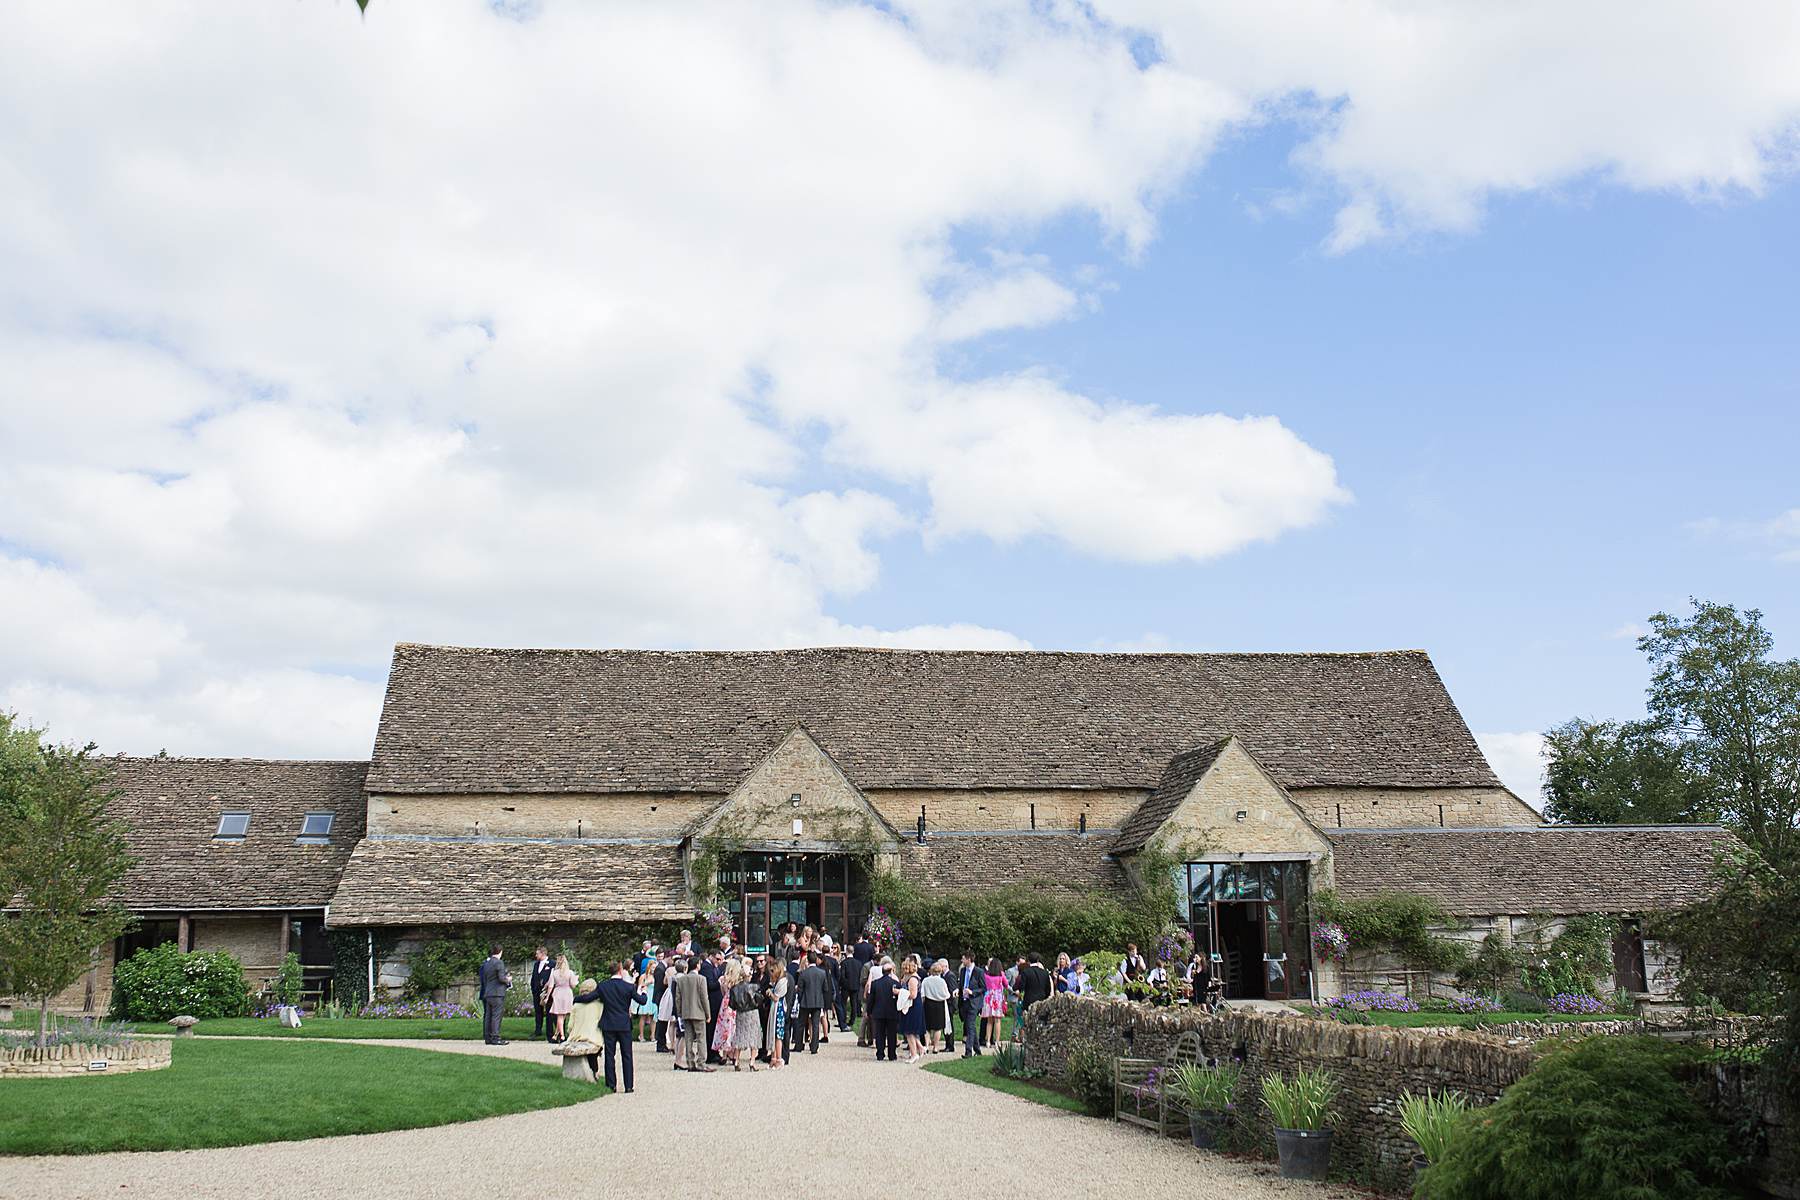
[0,1035,1359,1199]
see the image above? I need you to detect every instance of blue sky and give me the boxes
[1,1,1796,795]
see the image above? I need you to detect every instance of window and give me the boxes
[297,812,334,842]
[118,919,182,960]
[215,812,250,839]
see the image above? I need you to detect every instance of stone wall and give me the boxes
[1154,740,1335,858]
[190,916,285,989]
[367,791,717,838]
[1294,786,1538,829]
[870,788,1146,833]
[1020,995,1537,1185]
[0,1039,171,1078]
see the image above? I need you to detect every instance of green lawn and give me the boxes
[0,1039,602,1155]
[922,1050,1087,1114]
[121,1015,548,1040]
[1295,1006,1621,1029]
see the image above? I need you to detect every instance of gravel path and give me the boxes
[0,1035,1358,1199]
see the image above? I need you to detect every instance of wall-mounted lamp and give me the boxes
[1234,810,1249,822]
[790,793,802,808]
[792,818,804,836]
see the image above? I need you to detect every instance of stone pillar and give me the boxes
[177,914,190,952]
[278,913,290,959]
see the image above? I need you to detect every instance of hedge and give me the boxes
[109,944,253,1021]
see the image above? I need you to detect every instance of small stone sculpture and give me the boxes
[557,1040,600,1083]
[169,1015,199,1037]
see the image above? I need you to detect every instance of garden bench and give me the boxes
[1114,1029,1207,1137]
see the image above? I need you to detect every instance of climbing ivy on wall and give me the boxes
[1312,888,1473,974]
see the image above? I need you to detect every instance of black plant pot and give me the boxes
[1188,1107,1229,1149]
[1272,1128,1332,1181]
[1411,1153,1430,1189]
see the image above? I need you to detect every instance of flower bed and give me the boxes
[357,1000,478,1020]
[1326,990,1419,1013]
[1544,992,1606,1015]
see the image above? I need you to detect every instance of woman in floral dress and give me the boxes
[711,960,740,1063]
[765,959,789,1069]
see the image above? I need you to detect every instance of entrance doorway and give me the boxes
[1215,902,1264,1000]
[721,852,870,952]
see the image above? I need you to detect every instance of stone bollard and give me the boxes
[169,1015,199,1038]
[558,1040,600,1083]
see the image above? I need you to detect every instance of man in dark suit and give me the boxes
[822,946,847,1031]
[588,960,648,1093]
[1016,952,1054,1029]
[477,943,511,1045]
[651,950,672,1053]
[866,959,900,1061]
[955,952,984,1057]
[528,946,553,1041]
[839,951,865,1033]
[700,950,725,1064]
[852,934,875,965]
[796,953,830,1055]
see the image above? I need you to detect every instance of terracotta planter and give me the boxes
[1273,1128,1332,1181]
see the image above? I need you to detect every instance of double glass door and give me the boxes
[1176,860,1311,1002]
[723,852,865,952]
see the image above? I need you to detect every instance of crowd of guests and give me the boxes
[487,929,1226,1094]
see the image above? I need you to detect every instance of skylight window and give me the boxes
[298,811,334,840]
[215,812,250,839]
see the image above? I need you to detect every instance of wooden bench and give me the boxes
[1113,1030,1207,1137]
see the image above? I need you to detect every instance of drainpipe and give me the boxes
[367,931,375,1002]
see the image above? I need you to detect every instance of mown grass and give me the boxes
[1294,1006,1621,1029]
[117,1015,547,1040]
[0,1039,601,1155]
[921,1049,1086,1114]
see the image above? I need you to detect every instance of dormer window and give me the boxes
[297,812,334,843]
[215,812,250,839]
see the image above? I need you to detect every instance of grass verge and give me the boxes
[0,1038,601,1155]
[118,1015,548,1040]
[922,1050,1086,1114]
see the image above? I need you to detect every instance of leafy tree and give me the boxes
[1542,717,1715,825]
[0,739,137,1048]
[1639,600,1800,869]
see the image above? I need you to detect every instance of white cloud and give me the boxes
[1609,622,1649,641]
[1475,731,1549,811]
[1689,508,1800,562]
[1099,0,1800,248]
[0,0,1792,755]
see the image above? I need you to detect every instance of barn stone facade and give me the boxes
[12,644,1729,1012]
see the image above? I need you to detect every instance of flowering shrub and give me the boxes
[864,906,903,949]
[1326,990,1420,1013]
[1312,921,1350,963]
[1447,994,1504,1014]
[109,944,252,1021]
[357,1000,478,1020]
[698,906,734,945]
[1153,926,1194,964]
[1543,992,1606,1015]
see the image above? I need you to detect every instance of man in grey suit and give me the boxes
[672,957,714,1072]
[477,942,511,1045]
[796,953,830,1055]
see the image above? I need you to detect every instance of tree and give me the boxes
[1542,717,1715,825]
[1640,601,1800,869]
[0,738,137,1048]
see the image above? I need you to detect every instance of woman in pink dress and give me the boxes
[981,957,1007,1049]
[712,960,741,1065]
[547,953,576,1042]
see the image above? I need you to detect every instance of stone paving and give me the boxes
[0,1034,1360,1199]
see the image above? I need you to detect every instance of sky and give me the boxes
[2,1,1797,806]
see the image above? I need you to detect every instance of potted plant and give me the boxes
[1169,1061,1241,1149]
[1261,1066,1338,1180]
[1399,1089,1470,1182]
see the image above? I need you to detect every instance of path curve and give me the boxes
[0,1034,1356,1199]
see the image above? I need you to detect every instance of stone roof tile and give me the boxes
[368,644,1499,795]
[897,832,1130,896]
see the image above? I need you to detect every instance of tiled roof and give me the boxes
[368,644,1500,795]
[1326,825,1738,916]
[327,838,692,926]
[103,757,368,910]
[1112,739,1232,854]
[897,832,1131,896]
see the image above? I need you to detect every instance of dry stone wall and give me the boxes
[1021,995,1537,1184]
[0,1039,171,1078]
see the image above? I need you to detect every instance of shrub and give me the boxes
[272,952,303,1006]
[1262,1067,1338,1131]
[1399,1090,1471,1163]
[1415,1037,1740,1200]
[1500,989,1546,1013]
[870,872,1161,962]
[0,1016,136,1049]
[1313,888,1471,974]
[109,944,252,1021]
[1081,951,1123,996]
[991,1042,1039,1079]
[1063,1037,1114,1117]
[1447,994,1503,1014]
